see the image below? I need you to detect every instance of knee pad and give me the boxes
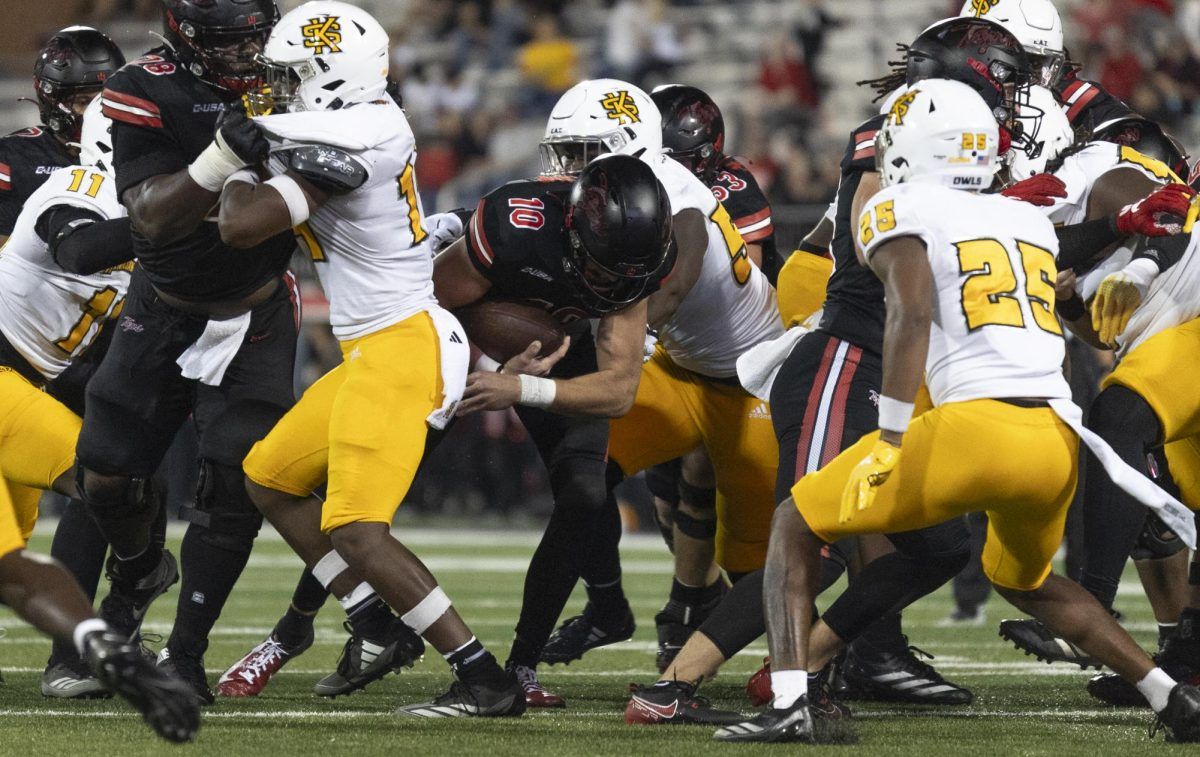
[675,479,717,539]
[78,466,158,525]
[645,459,682,504]
[179,459,263,554]
[199,400,289,467]
[1131,512,1186,560]
[1090,385,1161,450]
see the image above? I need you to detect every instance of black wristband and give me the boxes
[1056,293,1086,321]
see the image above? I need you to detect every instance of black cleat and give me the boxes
[1151,684,1200,742]
[541,603,635,665]
[1088,639,1200,708]
[842,636,973,705]
[625,680,744,726]
[654,596,722,674]
[713,697,818,743]
[395,674,526,718]
[156,646,214,706]
[313,619,425,698]
[41,654,110,699]
[83,630,200,743]
[998,618,1101,669]
[98,551,178,642]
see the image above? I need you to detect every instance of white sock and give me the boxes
[72,618,109,656]
[1137,667,1177,712]
[337,582,375,611]
[770,668,808,709]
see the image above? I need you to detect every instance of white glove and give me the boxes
[426,212,465,253]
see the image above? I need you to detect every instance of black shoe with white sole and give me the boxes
[713,697,816,743]
[842,636,973,705]
[999,618,1101,670]
[395,675,526,718]
[83,630,200,743]
[541,603,635,665]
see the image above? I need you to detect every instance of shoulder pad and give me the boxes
[286,145,368,194]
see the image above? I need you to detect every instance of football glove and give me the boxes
[1000,173,1068,207]
[1091,258,1158,346]
[426,211,466,253]
[1115,183,1196,237]
[215,109,270,166]
[839,439,900,524]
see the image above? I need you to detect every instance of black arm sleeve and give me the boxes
[1131,231,1191,273]
[1057,216,1122,271]
[38,205,134,275]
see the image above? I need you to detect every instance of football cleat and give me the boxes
[713,697,816,743]
[41,656,111,699]
[1088,640,1200,708]
[98,550,178,641]
[998,618,1101,669]
[541,603,636,665]
[625,680,744,726]
[1150,684,1200,742]
[395,675,526,718]
[313,619,425,698]
[507,663,565,708]
[842,637,973,705]
[218,629,314,697]
[654,594,723,673]
[745,658,851,719]
[83,629,200,743]
[156,646,214,706]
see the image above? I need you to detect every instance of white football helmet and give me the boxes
[1009,86,1073,181]
[960,0,1065,87]
[258,0,388,112]
[539,79,662,175]
[875,79,999,189]
[77,94,114,174]
[879,84,910,116]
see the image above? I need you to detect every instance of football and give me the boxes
[454,299,566,364]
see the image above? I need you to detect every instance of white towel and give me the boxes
[735,319,818,401]
[425,307,470,430]
[176,313,252,387]
[1049,398,1197,549]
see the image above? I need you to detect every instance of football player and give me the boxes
[79,0,304,703]
[431,153,676,711]
[715,78,1200,745]
[0,97,200,739]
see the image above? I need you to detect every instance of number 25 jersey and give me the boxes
[0,164,130,379]
[258,100,437,341]
[858,181,1070,406]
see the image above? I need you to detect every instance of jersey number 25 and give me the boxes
[955,238,1061,336]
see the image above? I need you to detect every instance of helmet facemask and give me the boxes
[539,131,631,176]
[168,11,272,96]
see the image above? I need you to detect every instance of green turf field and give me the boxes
[0,524,1190,755]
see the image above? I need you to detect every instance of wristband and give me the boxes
[1056,292,1086,321]
[518,374,556,409]
[265,175,312,227]
[1120,257,1160,295]
[877,396,914,434]
[187,138,249,192]
[474,354,501,373]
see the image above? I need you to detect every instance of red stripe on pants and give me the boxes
[795,338,840,483]
[819,345,862,468]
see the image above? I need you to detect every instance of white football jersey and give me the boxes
[859,180,1070,406]
[0,164,131,379]
[644,152,783,377]
[1047,142,1177,227]
[1112,232,1200,356]
[259,101,437,340]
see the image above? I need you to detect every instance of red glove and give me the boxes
[1000,173,1068,207]
[1115,182,1197,237]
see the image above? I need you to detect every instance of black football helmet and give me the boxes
[564,155,676,314]
[33,27,125,142]
[1093,117,1190,180]
[651,84,726,183]
[162,0,277,97]
[906,17,1038,157]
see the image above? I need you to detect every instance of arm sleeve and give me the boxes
[1056,216,1122,271]
[1131,231,1191,273]
[38,205,134,275]
[101,78,186,198]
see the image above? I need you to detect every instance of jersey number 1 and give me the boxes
[66,168,105,198]
[956,238,1061,336]
[56,286,123,355]
[710,203,751,286]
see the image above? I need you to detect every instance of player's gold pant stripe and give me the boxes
[244,312,443,533]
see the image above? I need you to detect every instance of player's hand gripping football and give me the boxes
[500,336,571,377]
[1115,183,1196,237]
[839,439,901,523]
[460,338,571,414]
[1091,259,1157,346]
[1000,173,1068,207]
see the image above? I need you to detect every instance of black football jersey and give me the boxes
[1054,73,1136,131]
[465,177,606,323]
[101,48,293,301]
[0,126,74,236]
[818,114,886,355]
[711,157,779,284]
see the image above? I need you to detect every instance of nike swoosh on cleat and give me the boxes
[629,696,678,720]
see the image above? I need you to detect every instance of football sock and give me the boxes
[291,568,330,614]
[113,541,164,586]
[511,517,580,665]
[584,575,629,626]
[72,619,109,656]
[771,669,807,709]
[344,592,395,640]
[1159,623,1179,652]
[1080,386,1161,609]
[168,526,252,658]
[853,612,904,653]
[669,577,724,607]
[446,637,508,687]
[1137,667,1176,712]
[1178,608,1200,642]
[48,499,109,665]
[274,605,317,649]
